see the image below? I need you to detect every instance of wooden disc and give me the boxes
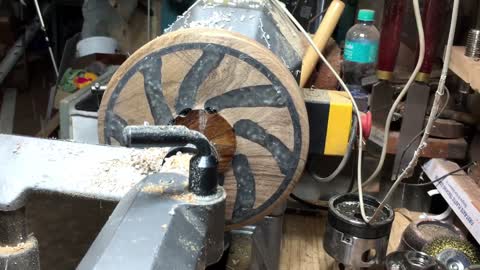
[98,29,309,228]
[173,109,237,174]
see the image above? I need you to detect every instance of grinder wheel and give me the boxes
[98,29,309,228]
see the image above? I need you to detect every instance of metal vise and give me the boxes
[0,125,226,270]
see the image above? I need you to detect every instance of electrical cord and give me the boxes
[393,86,450,179]
[360,0,426,194]
[274,0,427,224]
[401,161,475,187]
[368,0,460,223]
[271,0,367,220]
[308,114,358,182]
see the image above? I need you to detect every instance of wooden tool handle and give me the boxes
[418,0,445,78]
[300,0,345,87]
[377,0,406,80]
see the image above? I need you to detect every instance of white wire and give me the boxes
[273,0,426,223]
[360,0,425,191]
[270,0,367,218]
[368,0,459,223]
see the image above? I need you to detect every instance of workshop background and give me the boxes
[1,0,480,269]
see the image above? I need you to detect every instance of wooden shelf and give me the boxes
[449,46,480,92]
[423,159,480,245]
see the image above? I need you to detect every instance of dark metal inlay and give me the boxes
[139,56,173,125]
[105,111,128,145]
[105,43,303,224]
[234,119,294,176]
[204,84,287,111]
[232,154,255,220]
[175,50,225,114]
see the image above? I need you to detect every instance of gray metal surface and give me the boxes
[392,83,430,179]
[0,88,16,134]
[385,251,446,270]
[59,66,118,143]
[0,134,170,210]
[371,81,395,129]
[77,173,226,270]
[167,0,305,79]
[465,29,480,60]
[228,215,284,270]
[323,224,390,268]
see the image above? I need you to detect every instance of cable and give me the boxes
[33,0,59,78]
[274,0,425,224]
[308,114,358,182]
[401,162,474,187]
[393,86,450,179]
[271,0,367,220]
[368,0,460,223]
[360,0,426,192]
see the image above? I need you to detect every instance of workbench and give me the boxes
[279,209,416,269]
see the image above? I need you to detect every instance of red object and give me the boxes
[418,0,446,75]
[377,0,406,74]
[361,111,372,140]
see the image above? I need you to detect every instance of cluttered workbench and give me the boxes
[1,0,480,269]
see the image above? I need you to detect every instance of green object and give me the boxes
[344,40,378,63]
[357,9,375,22]
[59,68,83,93]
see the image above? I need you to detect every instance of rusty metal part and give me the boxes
[386,131,467,159]
[439,110,477,125]
[428,118,464,139]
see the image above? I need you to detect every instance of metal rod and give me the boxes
[147,0,151,41]
[33,0,59,78]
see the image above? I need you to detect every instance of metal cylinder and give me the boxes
[465,29,480,60]
[385,251,446,270]
[323,193,395,269]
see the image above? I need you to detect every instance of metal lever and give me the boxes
[123,125,218,196]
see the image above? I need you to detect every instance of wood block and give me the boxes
[449,46,480,92]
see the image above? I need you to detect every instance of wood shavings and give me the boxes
[0,240,34,254]
[171,192,196,203]
[142,183,167,193]
[129,148,169,175]
[93,148,169,194]
[160,152,193,175]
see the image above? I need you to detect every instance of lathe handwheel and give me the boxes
[98,29,309,228]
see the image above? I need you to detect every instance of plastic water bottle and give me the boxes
[343,9,380,112]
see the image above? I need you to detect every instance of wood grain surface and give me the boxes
[98,29,309,228]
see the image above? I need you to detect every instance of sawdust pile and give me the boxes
[130,148,169,175]
[160,152,193,175]
[0,240,34,254]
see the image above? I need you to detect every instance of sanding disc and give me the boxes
[98,29,309,228]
